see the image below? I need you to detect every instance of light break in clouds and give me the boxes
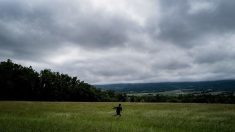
[1,0,235,84]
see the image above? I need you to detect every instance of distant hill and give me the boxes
[96,80,235,92]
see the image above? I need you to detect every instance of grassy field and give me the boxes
[0,101,234,132]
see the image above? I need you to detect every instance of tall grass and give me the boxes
[0,101,234,132]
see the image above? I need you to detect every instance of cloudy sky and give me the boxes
[1,0,235,84]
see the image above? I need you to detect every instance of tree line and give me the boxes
[128,93,235,104]
[0,59,126,101]
[1,59,234,103]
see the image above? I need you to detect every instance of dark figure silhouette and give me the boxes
[113,104,122,116]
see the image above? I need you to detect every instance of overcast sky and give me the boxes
[1,0,235,84]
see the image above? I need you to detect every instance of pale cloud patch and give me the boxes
[188,0,217,14]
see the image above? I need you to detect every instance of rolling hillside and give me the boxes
[96,80,235,93]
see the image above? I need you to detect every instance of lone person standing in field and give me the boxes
[113,104,122,116]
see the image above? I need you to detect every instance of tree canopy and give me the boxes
[0,59,126,101]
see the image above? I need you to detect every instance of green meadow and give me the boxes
[0,101,234,132]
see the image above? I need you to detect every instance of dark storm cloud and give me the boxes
[151,0,235,47]
[0,0,138,61]
[0,0,61,61]
[0,0,235,83]
[55,14,136,48]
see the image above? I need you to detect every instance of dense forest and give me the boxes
[0,59,126,101]
[128,93,235,104]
